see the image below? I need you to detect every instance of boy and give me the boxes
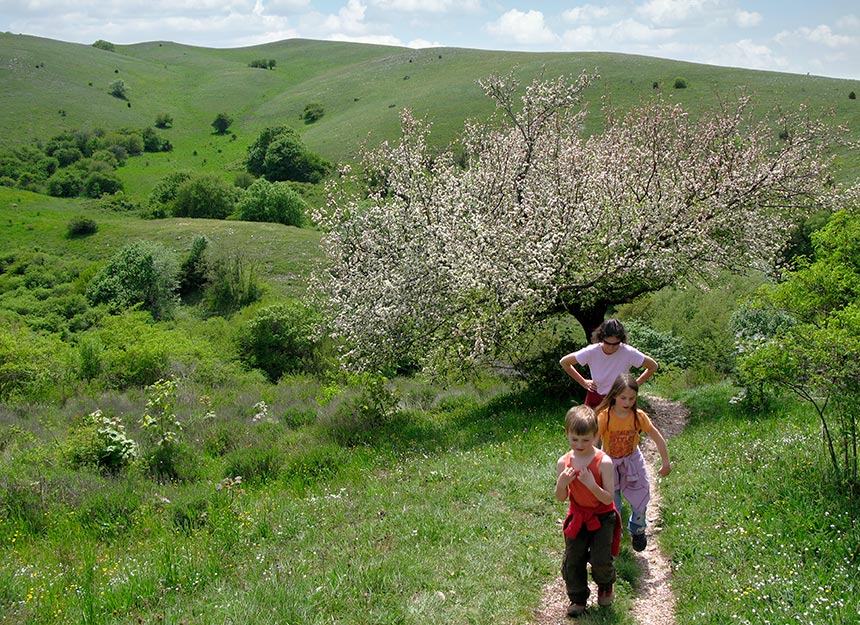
[555,405,621,617]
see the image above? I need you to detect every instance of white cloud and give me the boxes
[262,0,311,14]
[733,10,761,29]
[325,33,404,46]
[561,4,612,24]
[709,38,788,72]
[371,0,481,13]
[321,0,368,34]
[562,18,674,50]
[407,38,444,48]
[801,25,856,49]
[636,0,724,27]
[486,9,557,46]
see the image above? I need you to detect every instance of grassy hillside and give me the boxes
[3,33,859,200]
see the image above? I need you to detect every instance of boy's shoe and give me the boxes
[632,532,647,552]
[597,585,614,607]
[566,602,587,617]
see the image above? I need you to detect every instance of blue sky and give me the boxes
[2,1,859,80]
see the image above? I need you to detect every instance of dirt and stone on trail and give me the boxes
[530,395,688,625]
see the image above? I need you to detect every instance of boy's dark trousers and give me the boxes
[562,510,617,604]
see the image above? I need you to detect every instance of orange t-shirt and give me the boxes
[596,408,655,458]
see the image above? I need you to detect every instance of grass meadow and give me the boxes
[3,373,858,624]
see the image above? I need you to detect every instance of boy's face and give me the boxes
[566,429,597,454]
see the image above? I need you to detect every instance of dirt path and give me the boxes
[530,395,688,625]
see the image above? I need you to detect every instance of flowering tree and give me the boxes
[313,72,839,374]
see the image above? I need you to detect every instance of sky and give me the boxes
[2,1,859,80]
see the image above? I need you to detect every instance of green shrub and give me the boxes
[317,373,399,446]
[623,318,689,370]
[84,171,123,197]
[148,170,192,208]
[66,215,98,238]
[92,40,115,52]
[109,79,128,99]
[86,240,179,320]
[203,253,264,315]
[236,178,306,227]
[673,77,688,89]
[46,169,84,197]
[178,235,210,298]
[155,112,173,128]
[0,326,67,402]
[302,102,325,123]
[63,409,139,473]
[237,301,323,381]
[172,174,237,219]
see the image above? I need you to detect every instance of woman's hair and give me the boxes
[596,373,641,431]
[565,404,598,435]
[593,318,627,343]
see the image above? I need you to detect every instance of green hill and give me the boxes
[3,33,859,198]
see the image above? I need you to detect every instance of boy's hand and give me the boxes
[576,468,597,489]
[558,466,579,488]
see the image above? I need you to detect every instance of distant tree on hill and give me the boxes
[249,59,276,69]
[155,113,173,128]
[172,174,238,219]
[302,102,325,123]
[109,79,128,100]
[92,40,115,52]
[246,125,332,183]
[211,113,234,135]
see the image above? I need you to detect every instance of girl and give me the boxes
[595,374,671,552]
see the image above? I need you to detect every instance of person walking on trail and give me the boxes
[559,318,659,408]
[555,404,621,617]
[595,374,672,552]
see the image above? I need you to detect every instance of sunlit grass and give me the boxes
[662,382,859,625]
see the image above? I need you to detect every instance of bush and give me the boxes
[92,40,115,52]
[850,91,856,100]
[317,373,399,446]
[178,235,210,298]
[302,102,325,123]
[236,178,306,227]
[86,240,179,320]
[149,170,193,208]
[172,174,237,219]
[0,326,68,402]
[84,171,123,197]
[46,169,84,197]
[109,79,128,99]
[66,216,98,238]
[155,113,173,128]
[204,253,264,315]
[673,77,688,89]
[63,409,139,473]
[246,125,331,183]
[211,112,233,135]
[237,301,323,382]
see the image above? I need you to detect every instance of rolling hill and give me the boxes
[2,32,859,199]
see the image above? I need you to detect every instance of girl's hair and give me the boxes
[596,373,641,432]
[593,318,627,343]
[565,404,598,435]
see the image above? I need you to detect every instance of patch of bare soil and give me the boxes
[530,395,688,625]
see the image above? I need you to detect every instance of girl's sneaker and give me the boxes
[597,585,614,607]
[632,532,647,552]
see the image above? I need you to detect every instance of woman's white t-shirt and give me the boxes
[572,343,646,395]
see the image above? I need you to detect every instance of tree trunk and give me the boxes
[570,301,609,344]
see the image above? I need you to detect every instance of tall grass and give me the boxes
[661,382,859,625]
